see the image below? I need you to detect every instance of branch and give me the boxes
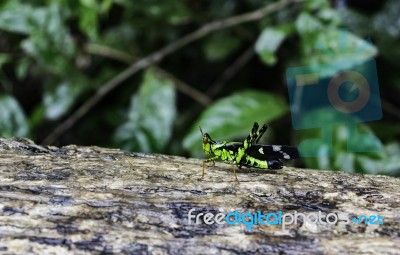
[1,138,399,254]
[41,0,305,145]
[85,43,212,106]
[151,66,213,106]
[207,45,255,97]
[85,43,135,64]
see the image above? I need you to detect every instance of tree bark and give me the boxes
[0,138,399,255]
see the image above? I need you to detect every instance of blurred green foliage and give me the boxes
[0,95,28,137]
[0,0,399,176]
[183,90,288,157]
[115,68,176,152]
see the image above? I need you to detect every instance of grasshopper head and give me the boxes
[199,126,213,154]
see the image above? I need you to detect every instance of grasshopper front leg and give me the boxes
[201,157,240,183]
[200,156,219,180]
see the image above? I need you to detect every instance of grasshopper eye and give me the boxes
[203,133,211,143]
[199,127,212,144]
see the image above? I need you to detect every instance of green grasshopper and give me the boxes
[199,122,300,183]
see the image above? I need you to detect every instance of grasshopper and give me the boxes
[199,122,300,182]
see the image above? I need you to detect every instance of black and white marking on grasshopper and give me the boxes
[249,145,299,161]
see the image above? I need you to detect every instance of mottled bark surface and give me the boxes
[0,138,399,255]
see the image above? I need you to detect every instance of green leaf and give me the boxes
[100,0,114,13]
[0,3,37,34]
[317,8,341,26]
[372,0,400,64]
[300,29,378,78]
[2,3,76,75]
[203,32,241,62]
[0,95,29,137]
[381,143,400,176]
[16,58,31,80]
[255,27,287,65]
[183,90,289,157]
[43,81,83,120]
[78,0,99,40]
[0,53,11,69]
[114,68,177,152]
[373,0,400,38]
[28,105,45,130]
[295,13,323,35]
[297,108,386,174]
[303,0,330,12]
[314,29,377,62]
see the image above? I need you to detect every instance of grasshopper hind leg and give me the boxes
[200,158,239,183]
[231,165,240,184]
[244,122,259,149]
[267,159,283,169]
[241,122,268,158]
[255,123,268,143]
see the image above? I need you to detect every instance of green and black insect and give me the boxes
[199,122,300,182]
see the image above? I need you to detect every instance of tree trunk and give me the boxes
[0,138,399,255]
